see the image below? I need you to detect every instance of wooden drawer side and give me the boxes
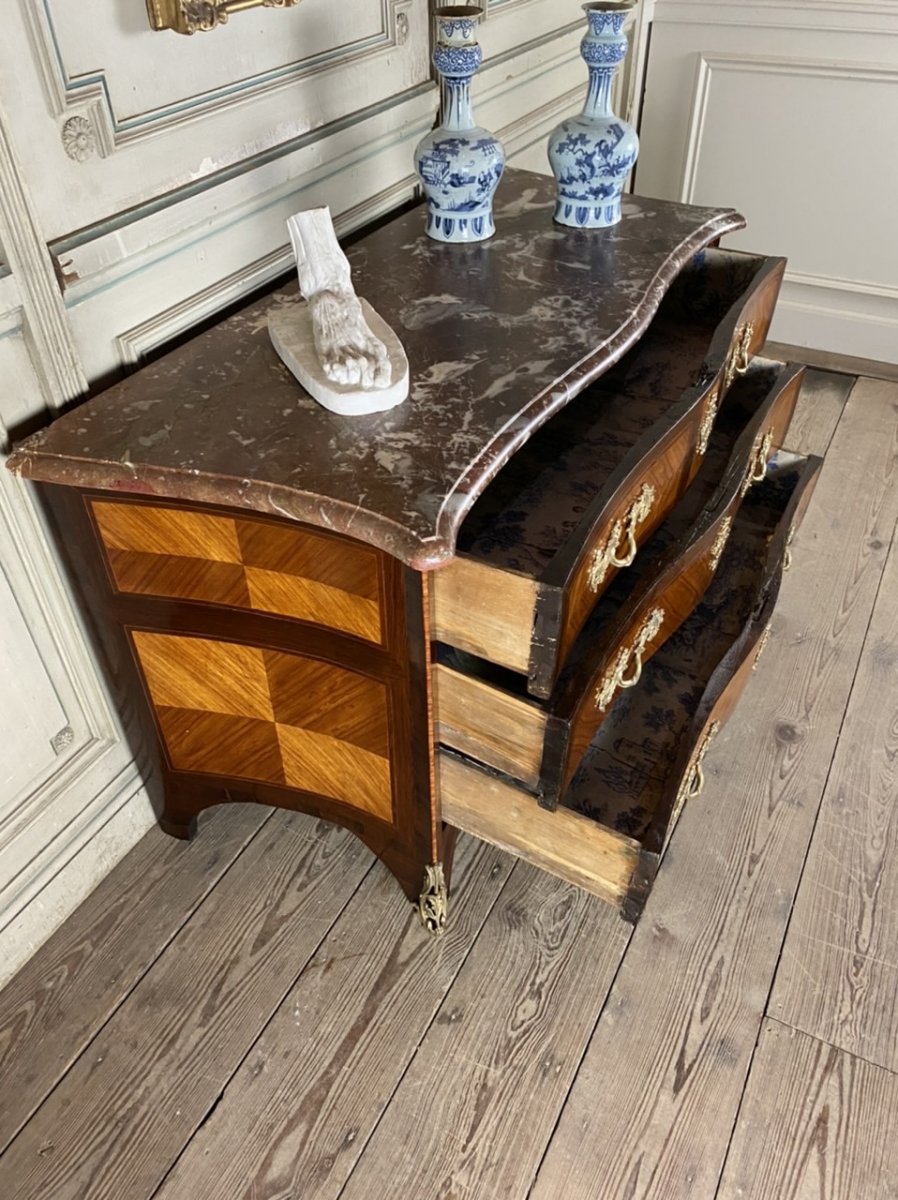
[439,752,642,910]
[430,557,536,674]
[433,662,548,790]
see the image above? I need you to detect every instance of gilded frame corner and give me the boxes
[146,0,302,36]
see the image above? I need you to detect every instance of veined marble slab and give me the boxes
[8,170,744,570]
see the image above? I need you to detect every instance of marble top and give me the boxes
[8,170,744,570]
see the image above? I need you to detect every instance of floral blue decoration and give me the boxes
[547,3,639,229]
[441,17,477,39]
[432,44,482,75]
[414,13,505,243]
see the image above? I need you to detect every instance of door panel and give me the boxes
[637,1,898,363]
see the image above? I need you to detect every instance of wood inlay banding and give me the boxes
[132,632,394,822]
[92,501,382,644]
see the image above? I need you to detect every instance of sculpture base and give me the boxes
[269,298,410,416]
[554,197,623,230]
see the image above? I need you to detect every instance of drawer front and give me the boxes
[440,252,788,702]
[557,492,742,799]
[739,371,803,494]
[435,364,806,808]
[90,499,384,645]
[648,453,823,857]
[718,256,785,391]
[130,630,395,822]
[556,362,803,800]
[434,493,741,805]
[549,379,720,688]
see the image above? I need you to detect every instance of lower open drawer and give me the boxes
[439,451,822,919]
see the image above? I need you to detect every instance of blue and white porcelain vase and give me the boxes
[414,6,505,243]
[547,1,639,229]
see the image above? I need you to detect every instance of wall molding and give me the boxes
[655,0,898,29]
[23,0,416,151]
[773,279,898,361]
[115,175,417,366]
[51,81,435,262]
[0,111,85,414]
[62,85,436,379]
[0,469,152,956]
[680,52,898,203]
[116,45,592,369]
[785,269,898,303]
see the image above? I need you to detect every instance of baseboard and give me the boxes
[0,779,155,990]
[768,277,898,368]
[765,340,898,384]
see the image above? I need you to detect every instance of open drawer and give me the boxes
[431,248,786,698]
[440,450,822,918]
[435,357,803,809]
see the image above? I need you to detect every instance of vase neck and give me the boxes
[443,76,475,131]
[582,65,616,118]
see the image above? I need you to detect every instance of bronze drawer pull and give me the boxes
[784,524,797,571]
[709,516,733,574]
[595,607,665,711]
[735,322,754,374]
[697,386,720,457]
[672,719,721,825]
[690,720,720,795]
[744,428,774,493]
[588,483,656,592]
[753,622,773,671]
[725,321,755,389]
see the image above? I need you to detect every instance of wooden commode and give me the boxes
[7,170,819,929]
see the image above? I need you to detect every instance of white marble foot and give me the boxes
[270,297,409,416]
[273,206,410,416]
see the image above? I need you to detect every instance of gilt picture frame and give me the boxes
[146,0,302,36]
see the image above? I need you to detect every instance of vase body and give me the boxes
[414,7,505,243]
[547,2,640,229]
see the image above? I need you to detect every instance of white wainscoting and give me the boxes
[6,0,430,238]
[638,0,898,362]
[58,18,589,380]
[0,312,152,989]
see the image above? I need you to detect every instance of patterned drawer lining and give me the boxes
[132,631,394,822]
[91,501,382,644]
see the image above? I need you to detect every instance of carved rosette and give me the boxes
[61,115,97,163]
[51,725,76,754]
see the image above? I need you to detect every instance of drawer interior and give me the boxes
[562,454,812,843]
[440,452,819,916]
[455,250,771,578]
[436,359,796,770]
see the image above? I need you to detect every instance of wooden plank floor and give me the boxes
[2,369,898,1200]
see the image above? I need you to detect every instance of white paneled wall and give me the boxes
[0,0,604,983]
[637,0,898,362]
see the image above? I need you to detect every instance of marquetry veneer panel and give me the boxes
[131,631,394,822]
[92,501,382,644]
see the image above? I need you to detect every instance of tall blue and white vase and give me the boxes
[414,6,505,243]
[547,1,640,229]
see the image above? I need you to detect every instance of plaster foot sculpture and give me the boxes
[269,206,410,415]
